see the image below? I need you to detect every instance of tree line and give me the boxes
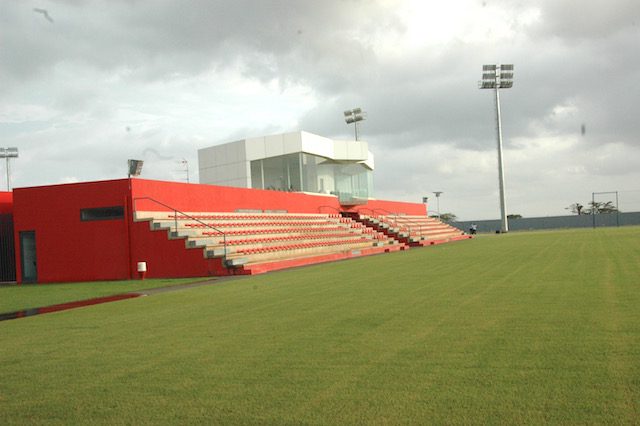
[566,201,618,215]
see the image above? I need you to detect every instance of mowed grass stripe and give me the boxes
[0,227,638,424]
[599,229,640,423]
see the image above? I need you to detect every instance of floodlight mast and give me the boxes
[433,191,443,218]
[179,159,190,183]
[480,64,513,233]
[127,159,144,178]
[0,147,19,191]
[344,108,366,141]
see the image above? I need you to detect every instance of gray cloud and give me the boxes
[1,1,400,84]
[533,0,640,40]
[1,0,639,219]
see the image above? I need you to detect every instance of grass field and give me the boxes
[0,278,211,313]
[1,227,638,424]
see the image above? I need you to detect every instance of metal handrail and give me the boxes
[132,197,228,266]
[370,208,431,237]
[318,205,342,215]
[355,207,374,216]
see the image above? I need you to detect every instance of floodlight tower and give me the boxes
[480,64,514,233]
[179,158,190,183]
[0,147,19,191]
[344,108,366,141]
[127,159,144,178]
[433,191,443,218]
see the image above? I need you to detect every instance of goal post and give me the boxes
[591,191,620,228]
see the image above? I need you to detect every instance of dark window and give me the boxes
[80,206,124,221]
[1,214,16,282]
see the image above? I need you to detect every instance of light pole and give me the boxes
[480,64,513,233]
[433,191,443,218]
[0,147,19,191]
[422,196,429,216]
[344,108,366,141]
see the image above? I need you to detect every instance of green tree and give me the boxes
[437,212,458,223]
[568,201,618,215]
[585,201,618,214]
[565,203,584,215]
[507,214,522,219]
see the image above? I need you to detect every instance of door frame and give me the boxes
[19,230,37,283]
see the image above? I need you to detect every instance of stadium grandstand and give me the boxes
[1,131,470,284]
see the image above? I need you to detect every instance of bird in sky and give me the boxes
[33,8,54,23]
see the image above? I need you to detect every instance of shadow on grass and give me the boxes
[0,293,143,321]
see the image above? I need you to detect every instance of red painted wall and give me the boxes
[12,178,428,283]
[130,179,344,214]
[13,180,131,283]
[128,220,230,279]
[0,192,13,214]
[130,178,426,216]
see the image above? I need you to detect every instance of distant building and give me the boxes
[198,131,374,205]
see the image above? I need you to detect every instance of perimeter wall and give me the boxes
[453,212,640,233]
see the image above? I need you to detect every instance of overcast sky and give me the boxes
[2,0,639,220]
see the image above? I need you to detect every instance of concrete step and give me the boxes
[226,240,380,264]
[204,236,381,258]
[186,231,369,249]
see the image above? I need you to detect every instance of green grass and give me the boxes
[0,278,210,313]
[1,227,639,424]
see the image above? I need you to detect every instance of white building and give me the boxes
[198,131,374,205]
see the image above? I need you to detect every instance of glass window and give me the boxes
[80,206,124,221]
[250,160,263,189]
[261,153,302,191]
[253,152,371,201]
[334,163,370,205]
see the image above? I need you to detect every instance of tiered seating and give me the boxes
[357,214,471,246]
[135,211,405,274]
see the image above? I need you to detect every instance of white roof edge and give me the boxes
[200,130,373,168]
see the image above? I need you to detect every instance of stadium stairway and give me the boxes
[134,211,408,275]
[345,213,472,247]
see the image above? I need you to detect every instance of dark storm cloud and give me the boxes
[1,0,400,86]
[5,0,636,151]
[2,0,639,218]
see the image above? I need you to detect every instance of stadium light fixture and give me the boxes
[128,159,144,178]
[422,196,429,214]
[433,191,443,218]
[480,64,514,233]
[179,158,190,183]
[344,107,366,141]
[0,147,19,191]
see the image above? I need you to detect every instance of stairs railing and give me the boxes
[318,205,343,215]
[369,208,430,236]
[132,197,228,266]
